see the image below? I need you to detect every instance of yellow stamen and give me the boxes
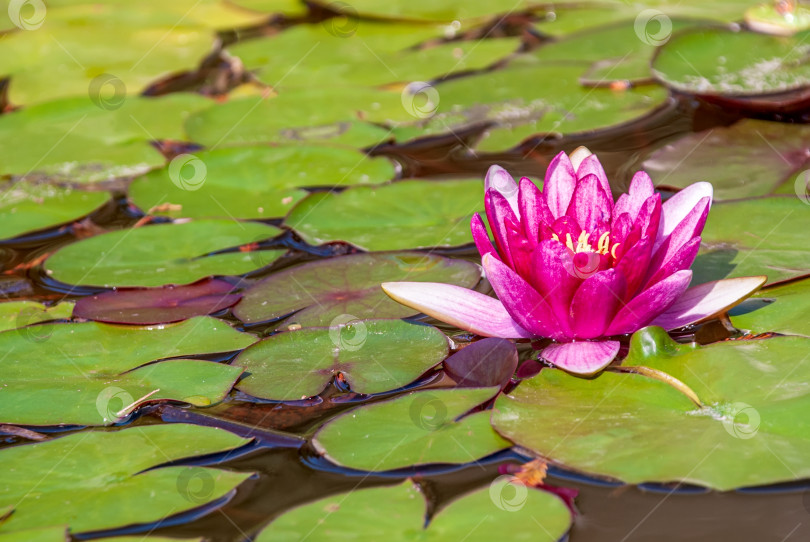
[611,243,620,259]
[597,232,611,255]
[551,233,559,242]
[564,233,574,252]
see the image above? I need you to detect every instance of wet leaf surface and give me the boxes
[493,327,810,490]
[284,179,485,250]
[255,479,572,542]
[44,220,284,287]
[0,424,251,534]
[73,278,241,324]
[234,319,448,400]
[234,252,481,326]
[444,338,518,388]
[129,145,394,219]
[0,300,74,332]
[314,387,509,471]
[0,316,254,425]
[731,277,810,337]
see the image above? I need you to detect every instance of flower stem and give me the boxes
[609,366,704,408]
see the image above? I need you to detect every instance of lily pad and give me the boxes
[230,23,519,88]
[184,89,407,149]
[284,179,485,250]
[229,0,308,16]
[308,0,539,22]
[233,251,481,326]
[401,64,669,152]
[128,145,395,219]
[745,2,810,35]
[643,119,810,200]
[234,319,448,400]
[731,277,810,337]
[0,94,212,184]
[255,479,571,542]
[652,27,810,96]
[444,338,518,388]
[0,181,110,241]
[493,326,810,490]
[314,387,509,471]
[0,526,202,542]
[73,278,241,324]
[44,219,284,288]
[0,424,251,534]
[0,301,74,333]
[0,316,255,425]
[693,197,810,285]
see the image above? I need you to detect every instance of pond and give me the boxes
[1,1,810,541]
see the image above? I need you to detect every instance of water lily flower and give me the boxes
[382,148,766,375]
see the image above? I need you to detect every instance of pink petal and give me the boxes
[605,270,693,336]
[485,165,519,217]
[651,275,767,330]
[613,171,654,222]
[470,213,498,261]
[544,151,577,219]
[380,281,534,339]
[541,340,620,375]
[483,253,565,340]
[518,177,552,249]
[485,190,518,268]
[566,174,612,232]
[569,269,626,339]
[657,181,713,246]
[643,236,701,289]
[530,240,579,338]
[650,196,710,270]
[576,153,612,201]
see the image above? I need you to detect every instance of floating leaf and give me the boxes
[313,387,509,471]
[73,278,241,324]
[44,220,284,288]
[284,180,485,250]
[231,23,519,87]
[731,277,810,337]
[745,2,810,35]
[255,479,571,542]
[493,326,810,490]
[128,145,395,219]
[308,0,540,22]
[693,197,810,285]
[234,252,481,326]
[643,119,810,200]
[0,95,211,183]
[652,27,810,96]
[184,89,405,149]
[229,0,308,16]
[234,319,448,400]
[0,316,255,425]
[444,338,518,388]
[0,181,110,241]
[400,64,669,151]
[0,424,251,534]
[0,301,74,333]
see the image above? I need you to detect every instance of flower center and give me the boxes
[552,230,620,258]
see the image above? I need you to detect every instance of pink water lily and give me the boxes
[382,148,766,375]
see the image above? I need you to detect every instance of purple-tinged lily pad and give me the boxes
[233,252,481,327]
[74,278,241,325]
[444,338,518,388]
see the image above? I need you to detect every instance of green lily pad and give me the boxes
[230,23,519,88]
[693,197,810,285]
[0,424,251,534]
[44,219,284,288]
[184,89,407,149]
[493,326,810,490]
[0,301,74,333]
[233,251,481,326]
[652,27,810,96]
[228,0,307,16]
[308,0,538,22]
[284,179,485,250]
[0,526,201,542]
[643,119,810,200]
[128,145,395,219]
[400,64,669,151]
[0,94,212,184]
[234,319,448,400]
[255,479,571,542]
[0,316,255,425]
[0,181,110,241]
[314,387,509,471]
[745,2,810,35]
[731,277,810,337]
